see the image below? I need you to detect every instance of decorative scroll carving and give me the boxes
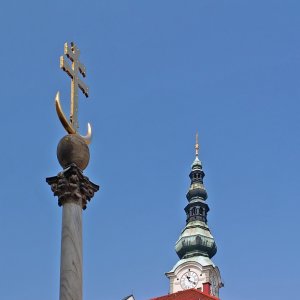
[46,163,99,209]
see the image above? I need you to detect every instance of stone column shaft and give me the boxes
[60,203,82,300]
[47,163,99,300]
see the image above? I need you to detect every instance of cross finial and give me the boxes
[60,42,89,130]
[195,131,199,158]
[55,42,92,144]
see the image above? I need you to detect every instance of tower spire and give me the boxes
[166,135,223,297]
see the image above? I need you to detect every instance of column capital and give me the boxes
[46,163,99,209]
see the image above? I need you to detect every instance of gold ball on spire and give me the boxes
[195,132,199,157]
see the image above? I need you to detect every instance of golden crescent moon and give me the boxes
[55,91,92,144]
[82,123,92,145]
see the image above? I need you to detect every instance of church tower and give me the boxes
[166,135,223,298]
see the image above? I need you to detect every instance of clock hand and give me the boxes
[187,278,196,285]
[187,277,196,285]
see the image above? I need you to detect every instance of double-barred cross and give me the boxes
[60,42,89,131]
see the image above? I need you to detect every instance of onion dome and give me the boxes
[175,133,217,260]
[186,155,208,202]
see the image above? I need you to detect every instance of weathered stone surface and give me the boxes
[46,163,99,209]
[60,202,82,300]
[57,134,90,170]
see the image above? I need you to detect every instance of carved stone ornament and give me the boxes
[46,163,99,209]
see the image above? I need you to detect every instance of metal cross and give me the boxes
[60,42,89,131]
[55,42,92,144]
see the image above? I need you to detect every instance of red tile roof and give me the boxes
[150,289,219,300]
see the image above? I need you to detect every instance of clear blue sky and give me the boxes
[0,1,299,299]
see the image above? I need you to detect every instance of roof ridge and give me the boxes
[150,288,220,300]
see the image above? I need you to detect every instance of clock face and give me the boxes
[180,271,199,290]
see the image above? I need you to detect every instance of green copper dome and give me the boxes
[175,138,217,260]
[175,221,217,259]
[192,156,202,168]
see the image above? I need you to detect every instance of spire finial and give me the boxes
[195,131,199,158]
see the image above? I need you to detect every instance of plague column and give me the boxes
[46,42,99,300]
